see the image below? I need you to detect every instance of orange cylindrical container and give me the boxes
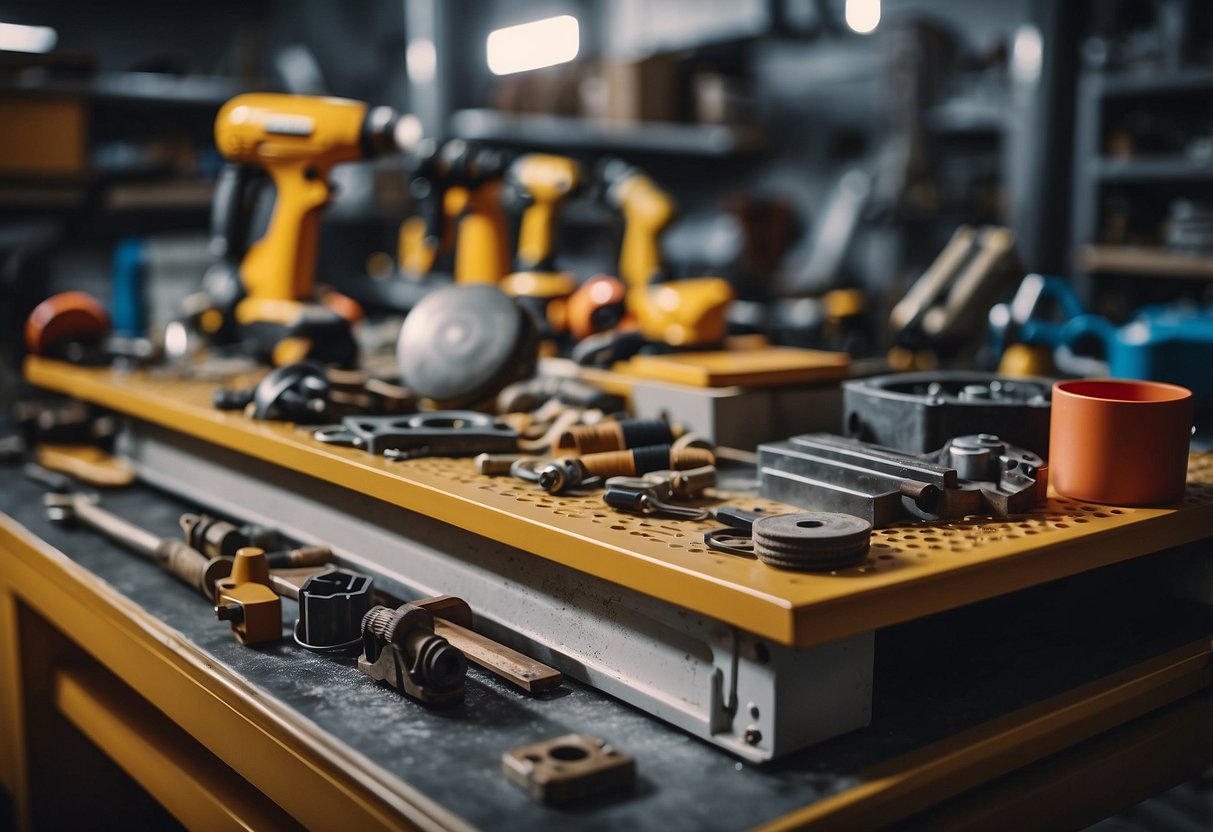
[1049,379,1193,506]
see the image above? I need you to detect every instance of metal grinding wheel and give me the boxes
[750,512,872,571]
[397,284,539,408]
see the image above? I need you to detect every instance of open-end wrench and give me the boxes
[46,492,231,600]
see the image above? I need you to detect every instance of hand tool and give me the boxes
[537,445,716,494]
[45,492,231,600]
[555,417,675,455]
[758,432,1045,527]
[842,371,1054,455]
[358,601,467,705]
[213,547,282,645]
[178,512,331,568]
[603,477,710,521]
[411,596,562,694]
[503,734,635,805]
[313,411,518,459]
[213,92,423,365]
[499,154,582,335]
[396,283,540,408]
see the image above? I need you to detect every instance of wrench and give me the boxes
[46,492,231,600]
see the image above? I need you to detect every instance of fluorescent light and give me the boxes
[487,15,578,76]
[407,37,436,84]
[0,22,57,53]
[844,0,880,35]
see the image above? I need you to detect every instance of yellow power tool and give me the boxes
[500,154,582,335]
[600,160,733,348]
[213,93,421,365]
[397,139,511,284]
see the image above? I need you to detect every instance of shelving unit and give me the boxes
[1070,58,1213,300]
[1080,244,1213,279]
[450,108,769,157]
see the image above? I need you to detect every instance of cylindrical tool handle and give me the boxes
[580,445,715,478]
[154,539,231,599]
[74,499,160,560]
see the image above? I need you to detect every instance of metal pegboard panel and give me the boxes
[24,357,1213,647]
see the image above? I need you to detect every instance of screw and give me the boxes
[743,727,762,746]
[215,602,244,623]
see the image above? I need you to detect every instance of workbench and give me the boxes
[3,358,1212,828]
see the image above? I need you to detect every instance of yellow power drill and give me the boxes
[213,93,422,365]
[397,139,511,284]
[600,160,733,348]
[500,153,582,336]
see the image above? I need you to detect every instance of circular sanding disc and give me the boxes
[397,284,536,406]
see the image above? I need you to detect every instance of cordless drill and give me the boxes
[213,93,422,366]
[398,139,511,284]
[500,153,582,336]
[600,160,733,348]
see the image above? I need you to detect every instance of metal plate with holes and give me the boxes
[503,734,636,804]
[24,358,1213,650]
[22,358,1213,761]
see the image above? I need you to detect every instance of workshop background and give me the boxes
[0,0,1210,830]
[2,0,1211,383]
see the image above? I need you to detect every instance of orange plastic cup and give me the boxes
[1049,379,1193,506]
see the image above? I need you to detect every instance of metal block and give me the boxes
[630,379,842,448]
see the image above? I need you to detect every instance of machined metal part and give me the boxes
[313,411,518,458]
[603,477,710,521]
[358,602,467,705]
[758,432,1045,527]
[503,734,636,804]
[843,371,1054,455]
[121,420,875,761]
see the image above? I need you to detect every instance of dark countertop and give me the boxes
[1,468,1208,830]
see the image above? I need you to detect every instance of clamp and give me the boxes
[358,602,467,705]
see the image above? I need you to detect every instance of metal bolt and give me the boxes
[215,602,244,623]
[743,727,762,746]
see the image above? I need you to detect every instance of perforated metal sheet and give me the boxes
[25,357,1213,647]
